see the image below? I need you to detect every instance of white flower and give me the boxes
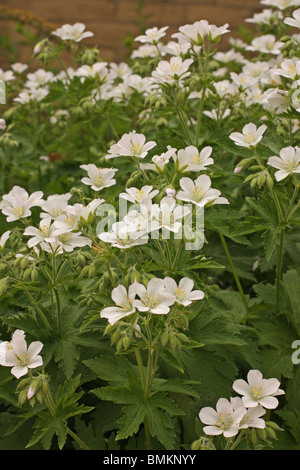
[135,26,169,45]
[163,277,204,306]
[74,199,105,224]
[246,35,283,55]
[0,329,43,379]
[76,62,112,84]
[131,44,161,59]
[268,146,300,181]
[163,40,191,56]
[151,196,190,233]
[11,63,28,74]
[55,231,91,253]
[203,109,231,121]
[0,186,43,222]
[100,284,138,325]
[52,23,94,42]
[40,193,72,219]
[0,69,15,82]
[119,185,159,204]
[124,198,157,233]
[109,62,132,80]
[80,164,118,191]
[284,8,300,27]
[152,56,193,85]
[230,72,259,89]
[176,175,229,207]
[214,80,238,98]
[25,69,54,89]
[246,8,283,25]
[0,119,6,130]
[199,398,247,438]
[105,131,156,160]
[173,145,214,172]
[214,49,245,64]
[0,230,10,250]
[171,20,210,46]
[273,58,300,79]
[140,146,176,173]
[24,217,56,248]
[52,200,104,235]
[99,221,148,249]
[230,397,266,429]
[124,74,154,96]
[261,0,300,9]
[208,23,230,41]
[133,278,176,314]
[232,369,285,409]
[229,123,267,148]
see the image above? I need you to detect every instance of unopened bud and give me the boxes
[27,386,36,400]
[234,166,242,174]
[166,188,176,197]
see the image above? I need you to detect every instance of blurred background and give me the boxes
[0,0,262,65]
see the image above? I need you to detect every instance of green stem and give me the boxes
[172,240,182,271]
[176,104,193,145]
[42,378,91,450]
[154,239,170,271]
[52,252,62,334]
[287,198,300,222]
[66,426,91,450]
[3,259,51,330]
[135,349,146,390]
[275,228,285,313]
[219,232,249,313]
[229,430,246,450]
[195,48,208,146]
[24,290,52,330]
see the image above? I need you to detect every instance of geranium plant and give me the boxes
[0,0,299,451]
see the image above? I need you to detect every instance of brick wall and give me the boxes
[1,0,263,64]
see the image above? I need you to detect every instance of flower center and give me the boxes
[63,215,76,226]
[216,412,233,431]
[16,351,30,366]
[135,189,144,201]
[171,63,181,73]
[59,233,72,242]
[251,385,264,400]
[117,296,132,312]
[13,206,24,217]
[175,286,186,300]
[39,224,50,236]
[141,293,161,308]
[193,185,203,199]
[288,64,296,75]
[244,133,255,144]
[132,142,142,154]
[94,173,104,187]
[192,154,202,164]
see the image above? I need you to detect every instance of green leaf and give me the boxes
[282,270,300,335]
[145,401,177,450]
[151,378,199,398]
[84,355,138,385]
[116,402,146,441]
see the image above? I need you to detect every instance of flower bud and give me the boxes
[249,428,258,446]
[266,426,277,440]
[256,428,267,441]
[234,166,242,174]
[166,188,176,197]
